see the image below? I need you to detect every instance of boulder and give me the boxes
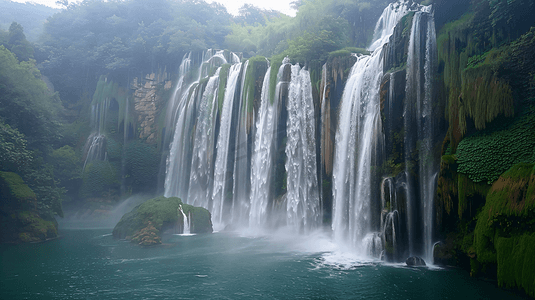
[112,196,212,245]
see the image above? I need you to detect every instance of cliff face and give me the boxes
[431,3,535,297]
[132,72,172,144]
[318,54,358,223]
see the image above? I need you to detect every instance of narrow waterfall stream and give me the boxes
[178,205,191,235]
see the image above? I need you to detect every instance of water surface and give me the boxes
[0,229,528,299]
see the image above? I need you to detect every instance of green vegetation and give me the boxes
[471,163,535,296]
[80,160,119,199]
[456,115,535,184]
[328,47,369,59]
[0,1,58,42]
[243,56,268,111]
[0,37,65,225]
[225,0,390,65]
[39,0,233,104]
[0,171,59,243]
[112,196,212,245]
[123,140,160,192]
[217,63,232,112]
[0,171,36,208]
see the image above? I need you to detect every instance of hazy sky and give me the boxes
[13,0,297,16]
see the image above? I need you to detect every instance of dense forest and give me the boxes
[1,0,535,297]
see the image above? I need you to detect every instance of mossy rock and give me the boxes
[0,171,36,210]
[131,221,162,246]
[496,233,535,297]
[472,163,535,295]
[112,196,212,245]
[0,210,58,243]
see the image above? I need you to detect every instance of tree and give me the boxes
[1,22,34,61]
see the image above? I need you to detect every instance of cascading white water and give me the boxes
[231,60,251,225]
[178,205,191,234]
[212,63,243,229]
[249,66,275,229]
[332,0,410,254]
[83,99,110,170]
[405,7,438,262]
[83,133,107,171]
[164,81,198,200]
[200,50,227,79]
[165,51,232,200]
[363,232,383,258]
[163,52,192,144]
[285,64,320,233]
[187,68,221,209]
[369,0,410,51]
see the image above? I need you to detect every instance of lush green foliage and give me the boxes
[1,210,58,243]
[471,163,535,295]
[0,22,34,61]
[123,140,159,192]
[0,1,58,42]
[49,145,82,196]
[496,233,535,297]
[0,42,65,219]
[181,203,213,234]
[0,122,32,173]
[80,160,119,198]
[112,196,212,240]
[456,115,535,184]
[0,46,61,151]
[0,171,36,206]
[39,0,233,103]
[225,0,389,63]
[438,0,535,148]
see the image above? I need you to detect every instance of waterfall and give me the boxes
[369,0,410,51]
[212,63,243,228]
[83,98,110,170]
[363,232,383,259]
[83,133,107,171]
[163,52,192,146]
[285,64,320,233]
[231,61,251,225]
[178,205,191,235]
[405,8,438,261]
[165,50,229,200]
[332,0,410,253]
[187,68,221,209]
[249,66,275,229]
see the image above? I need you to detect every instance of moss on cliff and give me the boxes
[456,114,535,184]
[471,163,535,296]
[0,171,36,208]
[496,233,535,297]
[0,172,59,243]
[217,63,232,113]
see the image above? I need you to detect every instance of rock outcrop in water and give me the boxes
[112,196,212,245]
